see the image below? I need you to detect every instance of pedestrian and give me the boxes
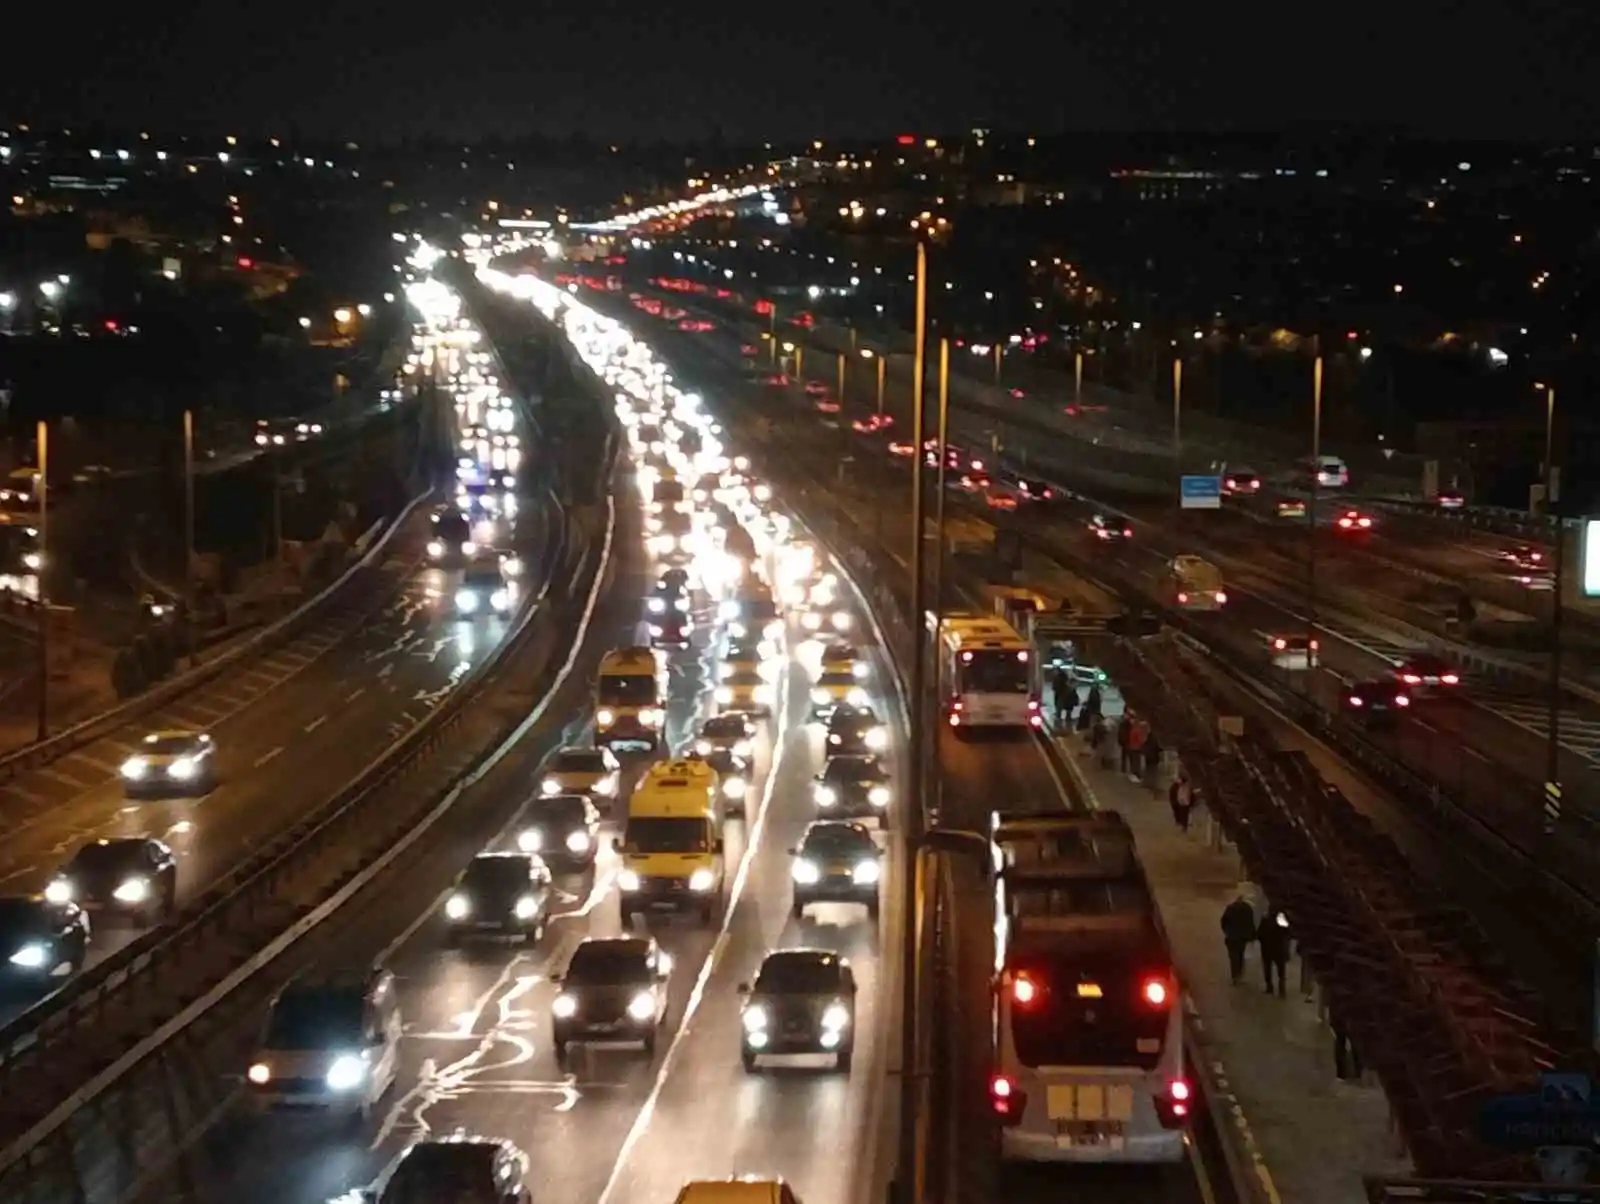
[1116,713,1134,772]
[1051,669,1077,729]
[1220,891,1256,985]
[1084,712,1108,758]
[1169,777,1194,832]
[1143,730,1164,789]
[1126,716,1149,781]
[1257,906,1292,997]
[1332,1013,1362,1081]
[1077,684,1102,732]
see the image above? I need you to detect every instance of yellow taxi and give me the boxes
[596,646,665,750]
[716,668,773,716]
[674,1180,803,1204]
[819,642,868,682]
[539,745,622,801]
[615,760,724,925]
[810,667,868,719]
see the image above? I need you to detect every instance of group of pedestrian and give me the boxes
[1114,711,1162,787]
[1219,891,1294,997]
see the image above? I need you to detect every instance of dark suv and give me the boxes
[738,949,858,1073]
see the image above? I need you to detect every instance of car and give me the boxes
[246,968,401,1118]
[717,668,773,715]
[811,755,891,824]
[443,853,553,943]
[370,1136,533,1204]
[819,642,866,680]
[738,948,859,1072]
[1087,514,1133,543]
[887,440,916,458]
[254,417,322,447]
[852,414,892,434]
[803,380,829,397]
[549,936,673,1060]
[1013,478,1054,504]
[1435,489,1466,510]
[799,599,853,635]
[719,635,772,679]
[1267,634,1319,670]
[456,558,515,615]
[825,705,887,756]
[1343,679,1413,721]
[120,729,217,797]
[1499,545,1547,572]
[0,896,90,986]
[954,471,989,493]
[692,714,756,773]
[657,567,692,593]
[539,745,620,802]
[985,485,1020,511]
[516,794,601,868]
[647,583,691,618]
[426,507,475,561]
[810,668,868,719]
[1222,468,1261,494]
[649,610,693,649]
[740,343,761,357]
[790,821,882,919]
[815,397,841,415]
[673,1180,807,1204]
[1334,509,1374,532]
[44,838,177,923]
[1276,498,1308,519]
[1394,654,1461,692]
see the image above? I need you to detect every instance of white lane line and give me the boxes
[252,747,284,769]
[346,687,366,703]
[304,716,328,734]
[594,650,796,1204]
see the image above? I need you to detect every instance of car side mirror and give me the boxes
[736,982,751,994]
[612,837,623,854]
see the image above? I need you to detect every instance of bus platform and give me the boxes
[1051,717,1411,1204]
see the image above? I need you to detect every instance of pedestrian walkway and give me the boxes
[1050,715,1411,1204]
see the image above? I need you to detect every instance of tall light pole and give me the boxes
[183,409,197,666]
[896,238,929,1204]
[876,355,887,418]
[1074,349,1084,407]
[35,420,48,741]
[931,337,951,688]
[767,302,778,365]
[836,350,846,408]
[1541,382,1563,835]
[993,342,1003,386]
[1306,355,1323,669]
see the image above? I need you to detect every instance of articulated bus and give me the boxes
[988,810,1189,1164]
[927,612,1041,731]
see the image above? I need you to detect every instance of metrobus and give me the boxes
[927,612,1040,731]
[988,810,1189,1164]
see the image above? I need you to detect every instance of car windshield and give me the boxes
[142,735,197,755]
[462,566,503,589]
[434,511,469,539]
[831,710,878,734]
[552,751,605,773]
[701,717,745,739]
[819,671,856,689]
[383,1144,499,1203]
[755,954,843,995]
[68,843,141,875]
[824,758,879,784]
[265,989,364,1049]
[463,858,530,892]
[598,674,657,706]
[567,941,652,985]
[803,826,874,857]
[530,796,587,825]
[623,816,710,853]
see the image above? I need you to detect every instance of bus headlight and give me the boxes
[792,859,821,885]
[688,868,716,892]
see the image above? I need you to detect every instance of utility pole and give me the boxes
[35,420,48,741]
[1074,349,1084,407]
[876,355,887,418]
[1307,354,1323,676]
[1544,383,1563,836]
[183,410,197,666]
[836,351,846,408]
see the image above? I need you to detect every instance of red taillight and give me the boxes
[1177,592,1189,604]
[1215,592,1227,604]
[948,714,961,727]
[1347,695,1363,707]
[1166,1078,1192,1121]
[1402,673,1421,684]
[1013,975,1038,1004]
[1359,517,1373,528]
[1027,699,1040,710]
[1123,528,1133,538]
[1395,694,1411,707]
[991,1074,1014,1099]
[1142,978,1169,1006]
[1338,517,1353,529]
[990,1073,1025,1124]
[1273,638,1287,650]
[1441,673,1459,685]
[1170,1078,1191,1102]
[1310,640,1319,650]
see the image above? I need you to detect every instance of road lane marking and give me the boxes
[303,716,328,734]
[346,687,366,703]
[252,747,283,768]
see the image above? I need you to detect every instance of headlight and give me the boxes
[688,868,716,892]
[813,785,837,807]
[675,597,689,612]
[695,739,712,755]
[551,993,578,1018]
[514,895,539,919]
[754,484,772,502]
[865,728,888,750]
[445,893,470,919]
[742,1005,769,1031]
[455,590,479,612]
[596,774,617,796]
[518,828,544,853]
[427,539,445,558]
[649,597,666,613]
[722,776,746,798]
[792,859,821,885]
[868,785,891,807]
[490,590,511,612]
[8,942,47,968]
[618,870,641,892]
[852,663,870,680]
[641,708,663,727]
[597,709,616,727]
[247,1062,271,1085]
[811,688,830,705]
[848,688,869,707]
[541,777,561,795]
[44,878,72,904]
[120,757,148,780]
[822,1003,851,1030]
[853,859,881,885]
[833,612,853,630]
[325,1055,366,1091]
[754,684,773,703]
[627,991,656,1021]
[565,830,591,854]
[461,541,478,556]
[167,757,196,781]
[719,600,739,621]
[803,612,821,631]
[502,556,523,577]
[715,686,733,704]
[113,877,150,904]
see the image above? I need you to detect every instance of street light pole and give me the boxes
[895,238,929,1204]
[1074,350,1084,407]
[877,356,887,418]
[932,336,951,697]
[1543,383,1564,835]
[34,420,48,742]
[993,342,1002,386]
[1307,355,1323,670]
[836,351,846,408]
[183,409,197,666]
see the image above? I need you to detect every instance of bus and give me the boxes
[988,811,1188,1165]
[927,612,1040,731]
[595,646,666,750]
[1169,555,1226,610]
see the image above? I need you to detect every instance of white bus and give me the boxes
[1169,554,1226,610]
[988,811,1189,1165]
[927,612,1041,731]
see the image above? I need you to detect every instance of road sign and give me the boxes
[1480,1073,1600,1149]
[1179,475,1222,510]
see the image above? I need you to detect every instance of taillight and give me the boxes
[1157,1078,1192,1127]
[1359,517,1372,528]
[1310,640,1319,650]
[1177,592,1189,604]
[1214,592,1227,604]
[1013,975,1038,1004]
[1027,699,1040,710]
[1402,673,1421,684]
[1347,695,1363,707]
[1441,674,1459,685]
[1123,528,1133,538]
[991,1074,1026,1125]
[1142,978,1170,1006]
[1395,695,1411,707]
[1273,638,1287,650]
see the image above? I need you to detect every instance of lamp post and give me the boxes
[993,342,1003,386]
[1541,382,1563,835]
[34,420,48,741]
[1074,349,1084,407]
[836,350,846,408]
[184,409,197,666]
[1307,355,1323,673]
[895,238,929,1204]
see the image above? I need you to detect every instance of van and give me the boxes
[615,760,725,925]
[674,1180,804,1204]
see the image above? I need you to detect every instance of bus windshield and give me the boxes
[956,649,1031,694]
[598,674,658,706]
[1008,954,1172,1069]
[623,816,711,853]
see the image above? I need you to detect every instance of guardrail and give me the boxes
[0,491,430,786]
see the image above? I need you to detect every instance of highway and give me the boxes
[0,283,565,1028]
[140,288,906,1204]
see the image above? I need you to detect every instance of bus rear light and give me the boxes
[1158,1077,1192,1127]
[1142,978,1170,1006]
[990,1074,1026,1125]
[1012,975,1038,1004]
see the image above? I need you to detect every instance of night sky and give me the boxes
[8,0,1598,142]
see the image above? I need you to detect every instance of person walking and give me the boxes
[1116,712,1134,772]
[1220,892,1256,985]
[1077,683,1102,732]
[1126,715,1149,781]
[1332,1012,1363,1081]
[1050,668,1076,730]
[1169,776,1195,832]
[1258,906,1292,997]
[1142,730,1164,790]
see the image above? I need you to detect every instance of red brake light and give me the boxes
[1177,592,1189,603]
[1359,517,1373,528]
[1123,528,1133,538]
[1310,640,1319,650]
[1215,592,1227,604]
[1402,673,1421,684]
[1395,694,1411,707]
[1142,978,1169,1006]
[1012,975,1038,1004]
[991,1074,1014,1099]
[1441,673,1459,685]
[1170,1078,1191,1102]
[1273,638,1286,650]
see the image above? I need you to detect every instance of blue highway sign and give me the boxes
[1180,475,1222,510]
[1479,1073,1600,1149]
